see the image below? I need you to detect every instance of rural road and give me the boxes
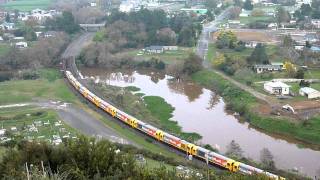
[197,7,274,104]
[35,101,129,144]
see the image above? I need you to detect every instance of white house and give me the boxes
[264,81,290,95]
[15,41,28,48]
[311,19,320,29]
[145,46,164,54]
[299,87,320,99]
[162,46,178,51]
[295,0,312,7]
[0,36,3,41]
[90,2,97,7]
[254,64,282,73]
[0,22,15,30]
[0,129,6,136]
[245,41,258,48]
[239,10,251,17]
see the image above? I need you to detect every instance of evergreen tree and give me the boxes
[5,13,10,22]
[260,148,275,170]
[226,140,243,158]
[243,0,253,10]
[247,43,269,64]
[275,7,291,25]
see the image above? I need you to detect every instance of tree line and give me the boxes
[0,137,273,180]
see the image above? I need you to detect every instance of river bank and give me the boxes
[192,70,320,150]
[80,67,320,177]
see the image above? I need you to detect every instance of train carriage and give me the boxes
[163,133,181,148]
[64,70,285,180]
[141,124,157,138]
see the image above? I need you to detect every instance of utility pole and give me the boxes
[25,162,30,180]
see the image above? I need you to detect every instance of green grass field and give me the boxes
[239,16,274,24]
[127,47,194,64]
[0,69,76,105]
[0,44,10,57]
[0,0,53,11]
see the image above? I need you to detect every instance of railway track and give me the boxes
[60,32,285,179]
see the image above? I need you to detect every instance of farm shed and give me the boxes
[299,87,320,99]
[264,81,290,95]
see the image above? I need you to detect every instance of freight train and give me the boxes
[65,70,285,179]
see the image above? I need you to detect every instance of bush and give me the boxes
[0,72,13,82]
[20,70,40,80]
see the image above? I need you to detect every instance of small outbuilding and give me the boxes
[254,64,282,74]
[145,46,164,54]
[15,41,28,48]
[299,87,320,99]
[264,81,290,95]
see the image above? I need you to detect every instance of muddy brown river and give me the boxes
[80,68,320,178]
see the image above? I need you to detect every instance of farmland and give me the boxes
[0,0,53,11]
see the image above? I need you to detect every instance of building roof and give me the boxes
[265,81,290,88]
[300,87,320,94]
[271,62,283,66]
[1,22,14,26]
[254,64,281,69]
[146,46,163,50]
[310,46,320,52]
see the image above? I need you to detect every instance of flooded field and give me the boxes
[81,68,320,178]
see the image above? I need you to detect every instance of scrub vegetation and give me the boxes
[0,136,272,180]
[91,82,202,142]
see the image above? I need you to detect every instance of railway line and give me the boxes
[61,38,285,179]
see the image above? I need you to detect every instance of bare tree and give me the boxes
[260,148,275,170]
[74,7,104,24]
[226,140,243,158]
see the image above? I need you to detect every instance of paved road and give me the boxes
[197,7,275,104]
[34,101,129,144]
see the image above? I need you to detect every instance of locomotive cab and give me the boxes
[187,144,198,156]
[129,118,138,128]
[110,108,117,117]
[226,160,240,172]
[155,130,164,141]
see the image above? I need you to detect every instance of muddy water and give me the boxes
[81,68,320,178]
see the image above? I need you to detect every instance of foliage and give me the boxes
[182,53,203,75]
[275,7,291,25]
[260,148,275,170]
[243,0,253,10]
[295,69,305,79]
[251,9,265,17]
[216,30,237,49]
[226,140,243,158]
[283,61,296,77]
[1,32,69,70]
[204,0,218,10]
[247,43,269,65]
[299,80,310,87]
[212,53,226,69]
[248,20,270,29]
[45,11,80,34]
[282,35,294,47]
